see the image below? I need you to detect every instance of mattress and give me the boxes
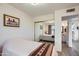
[2,39,57,56]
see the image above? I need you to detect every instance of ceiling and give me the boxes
[10,3,79,18]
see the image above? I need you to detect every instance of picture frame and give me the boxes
[3,14,20,27]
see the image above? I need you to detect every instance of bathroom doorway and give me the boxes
[61,14,79,55]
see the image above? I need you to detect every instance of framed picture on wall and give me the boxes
[3,14,20,27]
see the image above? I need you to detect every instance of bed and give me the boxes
[2,39,57,56]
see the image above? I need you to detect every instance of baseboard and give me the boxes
[40,39,67,43]
[39,39,54,43]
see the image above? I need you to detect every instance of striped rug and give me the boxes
[29,43,53,56]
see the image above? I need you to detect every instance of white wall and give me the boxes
[0,4,34,46]
[55,6,79,52]
[34,14,54,22]
[68,20,73,47]
[55,10,62,52]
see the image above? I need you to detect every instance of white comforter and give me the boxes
[2,39,57,56]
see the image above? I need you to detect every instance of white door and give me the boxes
[34,22,43,41]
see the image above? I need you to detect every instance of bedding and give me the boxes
[2,39,56,56]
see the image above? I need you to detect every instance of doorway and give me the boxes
[34,20,55,42]
[61,14,79,55]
